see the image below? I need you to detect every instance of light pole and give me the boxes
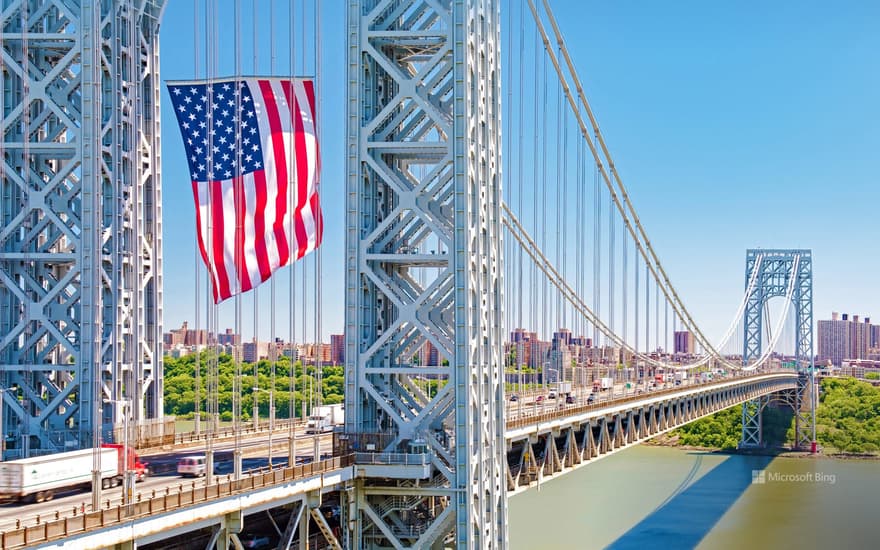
[108,398,134,513]
[0,384,19,461]
[253,387,274,467]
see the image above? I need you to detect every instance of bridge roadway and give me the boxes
[0,371,799,549]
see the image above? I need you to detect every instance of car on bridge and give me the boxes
[177,455,207,477]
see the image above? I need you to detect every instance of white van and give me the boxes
[177,455,207,477]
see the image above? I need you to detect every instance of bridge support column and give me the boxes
[114,541,136,550]
[346,0,505,546]
[793,373,817,451]
[740,397,766,448]
[298,508,309,550]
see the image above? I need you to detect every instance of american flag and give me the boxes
[167,78,321,303]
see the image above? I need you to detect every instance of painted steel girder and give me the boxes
[346,0,506,547]
[0,0,165,456]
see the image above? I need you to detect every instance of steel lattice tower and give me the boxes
[345,0,506,547]
[740,249,815,449]
[0,0,166,457]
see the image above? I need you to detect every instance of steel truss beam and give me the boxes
[506,375,797,492]
[740,249,814,449]
[0,0,166,457]
[346,0,505,547]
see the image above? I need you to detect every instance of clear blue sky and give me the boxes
[158,1,880,344]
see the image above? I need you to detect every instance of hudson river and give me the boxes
[509,445,878,549]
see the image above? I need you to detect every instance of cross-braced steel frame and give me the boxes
[0,0,166,457]
[346,0,506,547]
[740,249,815,449]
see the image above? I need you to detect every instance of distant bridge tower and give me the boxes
[345,0,506,547]
[0,1,166,457]
[740,249,816,450]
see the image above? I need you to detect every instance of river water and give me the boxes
[508,445,878,549]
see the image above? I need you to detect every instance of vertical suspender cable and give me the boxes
[205,0,219,485]
[608,178,614,345]
[530,15,540,403]
[560,65,567,335]
[541,38,548,386]
[517,0,524,393]
[268,0,276,466]
[551,58,562,338]
[252,0,260,432]
[193,0,201,438]
[665,297,669,356]
[315,0,324,411]
[302,1,311,420]
[504,0,511,396]
[623,229,628,361]
[233,0,243,479]
[593,130,600,350]
[645,264,650,353]
[634,247,639,354]
[287,0,297,465]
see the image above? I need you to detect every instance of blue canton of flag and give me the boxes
[169,81,264,181]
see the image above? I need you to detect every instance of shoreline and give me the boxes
[645,434,879,460]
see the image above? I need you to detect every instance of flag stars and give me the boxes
[170,80,265,181]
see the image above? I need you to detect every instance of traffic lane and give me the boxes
[0,438,336,531]
[143,432,333,474]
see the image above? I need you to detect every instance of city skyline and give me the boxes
[157,1,879,346]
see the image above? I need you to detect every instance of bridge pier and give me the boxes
[740,397,766,448]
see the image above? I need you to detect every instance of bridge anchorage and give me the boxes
[739,249,817,451]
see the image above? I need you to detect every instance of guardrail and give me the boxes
[505,370,798,430]
[0,454,354,550]
[354,452,430,466]
[135,419,308,452]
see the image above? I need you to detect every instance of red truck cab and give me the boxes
[101,443,149,482]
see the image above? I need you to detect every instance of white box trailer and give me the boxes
[305,404,345,434]
[0,448,118,503]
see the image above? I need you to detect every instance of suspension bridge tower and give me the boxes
[0,1,166,457]
[346,0,506,547]
[740,249,817,450]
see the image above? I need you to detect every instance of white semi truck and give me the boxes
[305,404,345,434]
[0,445,148,503]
